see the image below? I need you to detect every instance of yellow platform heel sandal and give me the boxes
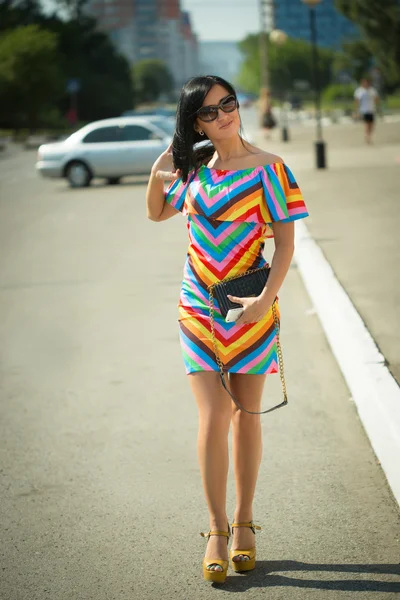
[230,521,262,572]
[200,525,231,584]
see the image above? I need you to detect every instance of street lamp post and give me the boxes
[258,1,290,142]
[301,0,327,169]
[258,0,268,91]
[269,28,289,142]
[258,0,271,104]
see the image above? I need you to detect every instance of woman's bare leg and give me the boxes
[263,127,271,140]
[229,373,266,562]
[365,120,374,144]
[188,371,232,571]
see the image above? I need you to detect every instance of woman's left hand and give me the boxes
[227,294,271,325]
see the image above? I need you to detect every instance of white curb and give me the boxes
[294,220,400,506]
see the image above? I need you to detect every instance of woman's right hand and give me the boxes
[151,143,182,182]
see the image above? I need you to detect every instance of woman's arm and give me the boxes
[354,89,360,117]
[259,221,295,307]
[146,144,181,222]
[229,221,294,325]
[146,171,179,222]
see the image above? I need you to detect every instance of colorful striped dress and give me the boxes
[165,163,309,375]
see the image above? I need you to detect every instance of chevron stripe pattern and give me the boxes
[165,162,309,375]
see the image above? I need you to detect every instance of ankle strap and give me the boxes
[200,530,230,539]
[231,521,262,534]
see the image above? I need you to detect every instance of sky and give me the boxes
[181,0,261,42]
[41,0,261,43]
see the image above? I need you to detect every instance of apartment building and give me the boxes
[86,0,136,62]
[86,0,199,88]
[273,0,359,49]
[180,11,200,87]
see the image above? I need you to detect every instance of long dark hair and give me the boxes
[172,75,241,183]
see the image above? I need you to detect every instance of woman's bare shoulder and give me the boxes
[249,149,284,167]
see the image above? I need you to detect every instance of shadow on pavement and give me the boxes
[91,177,150,187]
[218,560,400,592]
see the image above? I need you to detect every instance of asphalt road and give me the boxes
[0,133,399,599]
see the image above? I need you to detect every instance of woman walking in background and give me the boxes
[146,75,309,584]
[260,88,277,139]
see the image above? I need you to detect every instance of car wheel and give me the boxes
[107,178,121,185]
[66,161,91,188]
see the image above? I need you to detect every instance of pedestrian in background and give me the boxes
[354,77,380,144]
[260,89,277,139]
[146,75,309,585]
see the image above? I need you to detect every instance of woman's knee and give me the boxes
[231,405,261,428]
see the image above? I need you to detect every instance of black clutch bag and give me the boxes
[208,266,288,416]
[211,266,270,318]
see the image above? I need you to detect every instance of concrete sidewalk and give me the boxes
[253,119,400,506]
[253,118,400,506]
[255,119,400,384]
[0,157,399,599]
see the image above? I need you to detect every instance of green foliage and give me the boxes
[0,0,43,30]
[386,92,400,110]
[236,35,261,95]
[322,83,355,105]
[0,1,134,129]
[335,0,400,90]
[46,15,134,121]
[132,59,174,104]
[0,24,63,129]
[332,40,372,84]
[237,34,335,99]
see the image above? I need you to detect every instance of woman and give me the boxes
[260,89,276,139]
[146,75,309,584]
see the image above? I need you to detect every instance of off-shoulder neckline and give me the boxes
[201,162,283,174]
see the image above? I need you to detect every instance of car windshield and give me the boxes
[63,128,86,144]
[149,117,175,137]
[61,117,176,144]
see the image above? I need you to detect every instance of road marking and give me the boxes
[295,220,400,506]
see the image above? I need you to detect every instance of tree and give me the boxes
[51,0,89,20]
[132,59,174,104]
[0,0,43,31]
[237,34,334,99]
[335,0,400,90]
[322,83,355,108]
[0,24,63,129]
[0,1,135,127]
[332,40,373,84]
[46,15,135,120]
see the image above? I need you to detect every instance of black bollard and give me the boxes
[281,126,290,142]
[315,140,326,169]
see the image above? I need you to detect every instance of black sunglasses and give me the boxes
[195,94,238,123]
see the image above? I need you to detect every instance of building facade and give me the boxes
[273,0,359,49]
[134,0,160,61]
[85,0,199,89]
[85,0,136,62]
[180,11,200,87]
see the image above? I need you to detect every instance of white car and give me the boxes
[36,116,174,188]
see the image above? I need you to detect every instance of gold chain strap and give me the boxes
[208,267,287,414]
